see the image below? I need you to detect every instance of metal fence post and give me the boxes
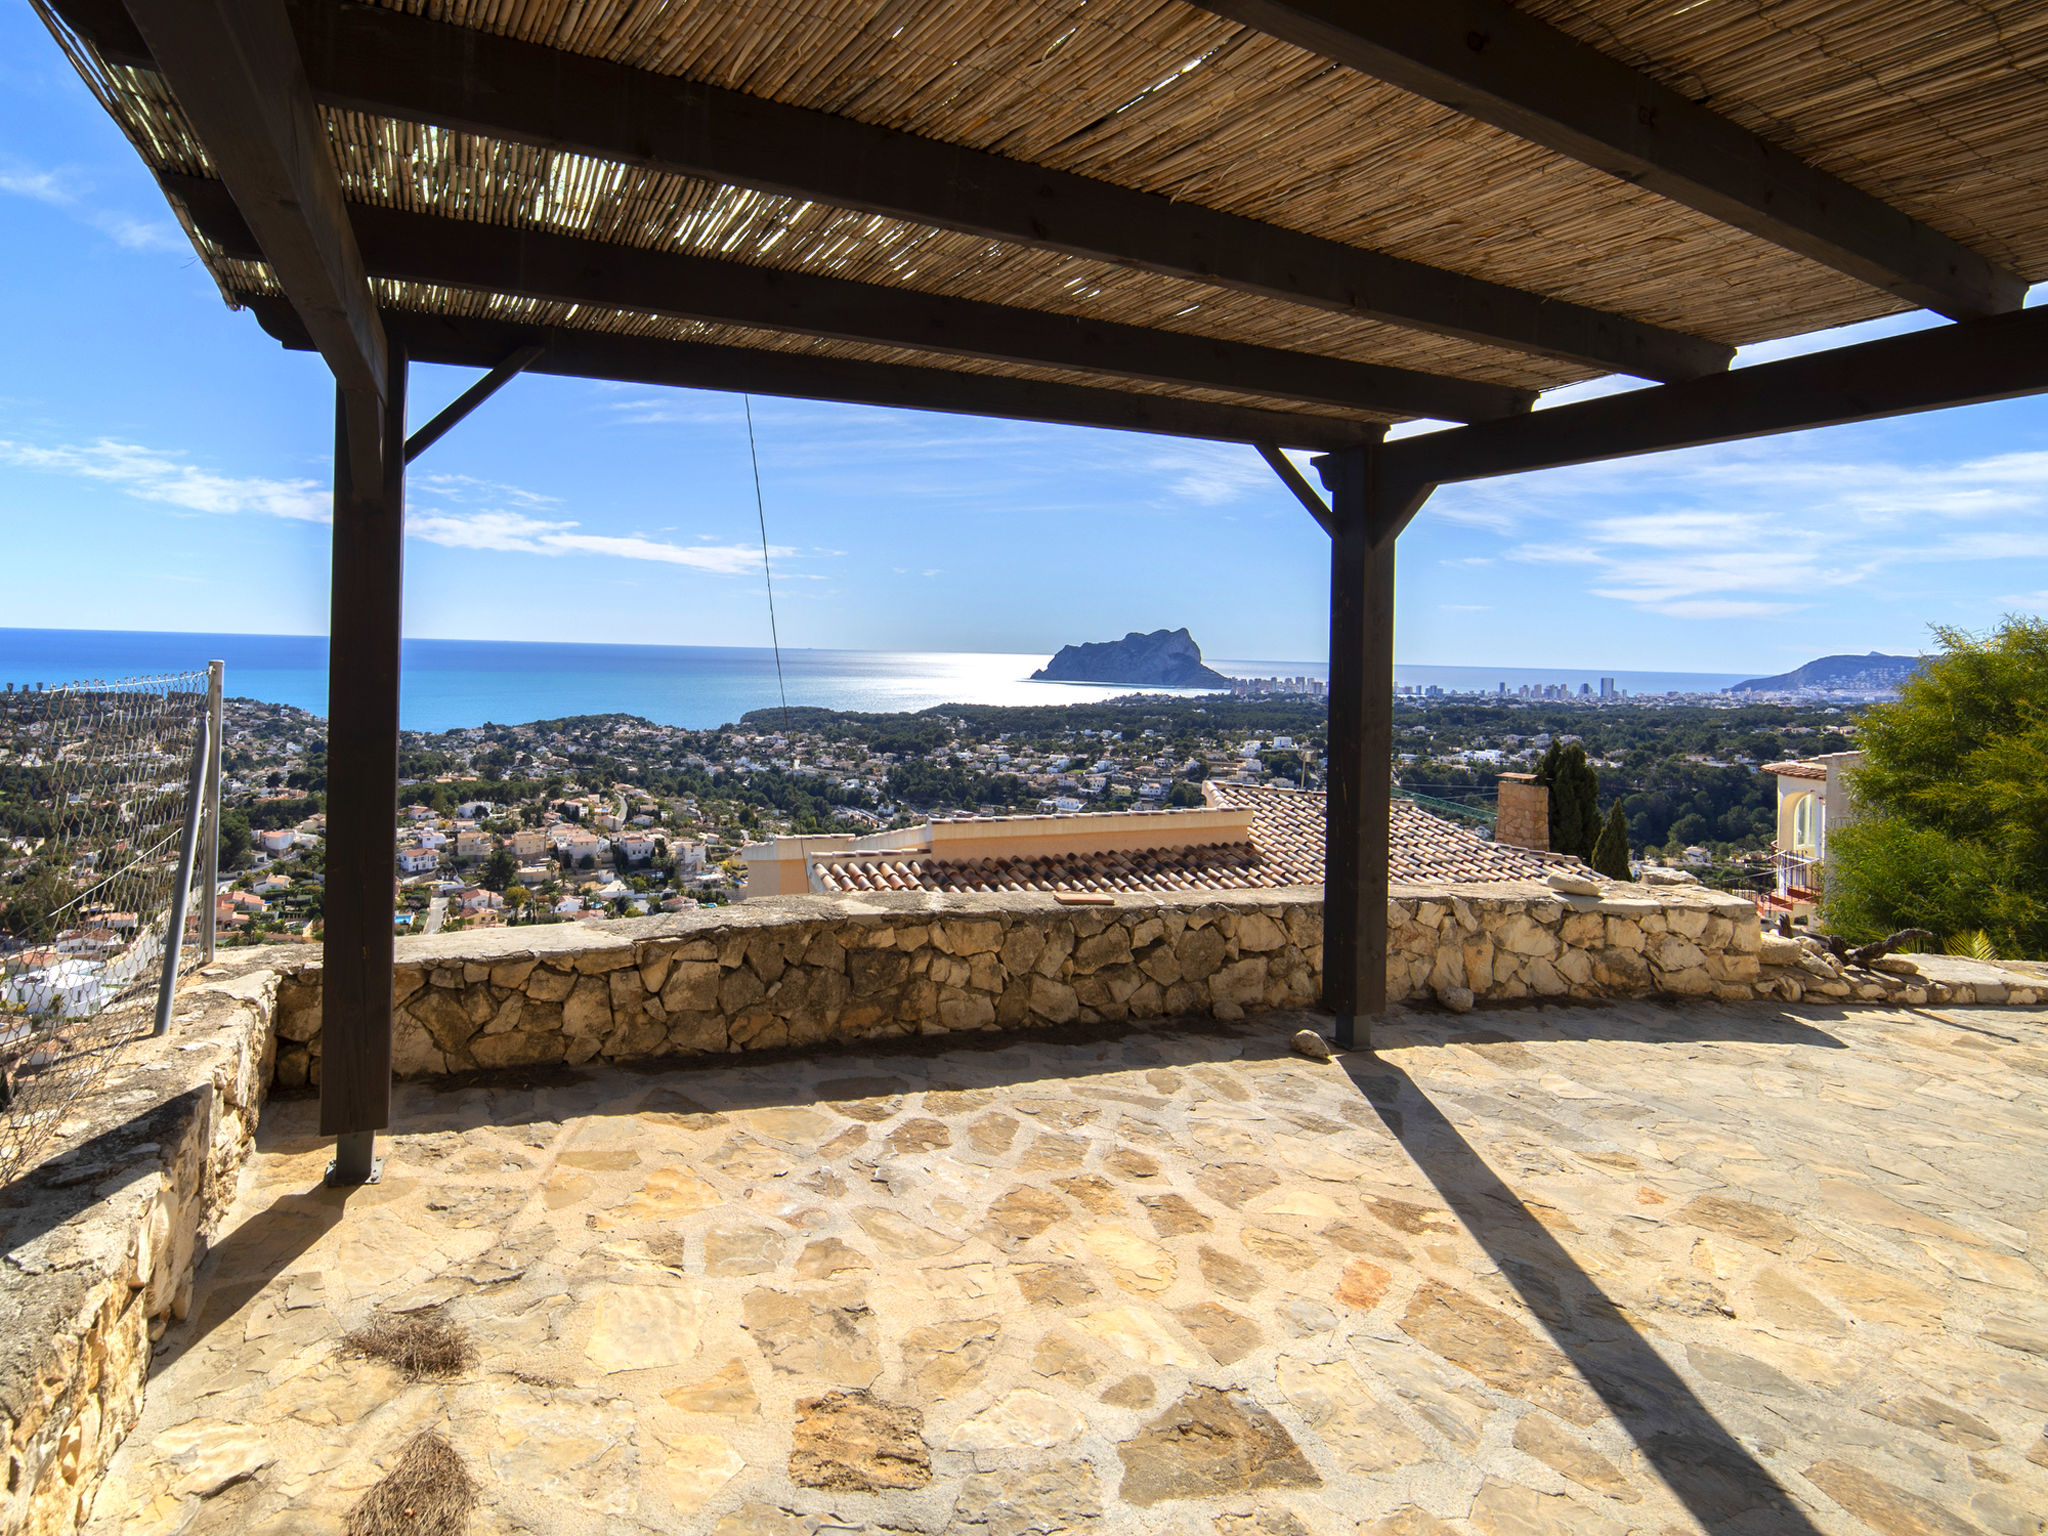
[202,660,223,964]
[152,698,212,1037]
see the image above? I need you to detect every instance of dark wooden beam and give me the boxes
[404,344,544,463]
[50,0,1727,383]
[1315,440,1428,1050]
[1196,0,2026,322]
[119,0,388,486]
[318,340,405,1166]
[1385,304,2048,497]
[1256,442,1334,535]
[39,0,151,69]
[294,0,1726,383]
[246,299,1386,452]
[172,177,1533,424]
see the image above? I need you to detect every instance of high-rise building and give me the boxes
[1599,677,1615,698]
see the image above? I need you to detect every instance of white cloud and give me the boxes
[0,167,66,201]
[602,396,745,427]
[0,437,327,520]
[1149,443,1282,507]
[1457,438,2048,621]
[1633,598,1801,620]
[0,161,184,253]
[411,472,559,508]
[407,509,784,574]
[0,433,795,579]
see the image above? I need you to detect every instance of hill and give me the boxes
[1731,652,1922,693]
[1030,628,1231,688]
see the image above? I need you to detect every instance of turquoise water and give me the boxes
[0,629,1745,731]
[0,629,1214,731]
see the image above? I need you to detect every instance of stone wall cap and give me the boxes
[1905,952,2041,989]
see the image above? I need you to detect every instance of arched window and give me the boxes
[1790,793,1817,850]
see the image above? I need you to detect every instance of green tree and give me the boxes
[1590,801,1631,880]
[480,846,518,892]
[1824,617,2048,954]
[1537,741,1600,860]
[0,867,70,940]
[217,808,252,869]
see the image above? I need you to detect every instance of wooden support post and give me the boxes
[320,342,406,1182]
[1316,441,1431,1049]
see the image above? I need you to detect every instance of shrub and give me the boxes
[1537,741,1600,860]
[1590,801,1632,880]
[1823,616,2048,955]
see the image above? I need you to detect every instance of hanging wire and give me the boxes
[742,395,810,878]
[744,395,795,741]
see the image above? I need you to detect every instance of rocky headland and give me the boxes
[1031,628,1230,688]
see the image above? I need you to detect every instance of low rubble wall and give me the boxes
[1755,934,2040,1008]
[1,961,278,1536]
[6,882,2038,1536]
[271,881,1791,1083]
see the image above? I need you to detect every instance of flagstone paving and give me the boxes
[84,999,2048,1535]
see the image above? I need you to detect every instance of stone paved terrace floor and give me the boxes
[85,999,2048,1536]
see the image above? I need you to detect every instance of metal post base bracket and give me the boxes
[326,1131,383,1186]
[1333,1014,1371,1051]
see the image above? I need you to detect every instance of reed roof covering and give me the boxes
[38,0,2048,441]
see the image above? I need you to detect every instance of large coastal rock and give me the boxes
[1031,628,1230,688]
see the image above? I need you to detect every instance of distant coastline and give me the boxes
[0,628,1750,733]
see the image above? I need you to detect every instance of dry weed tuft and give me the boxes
[340,1312,476,1380]
[345,1431,478,1536]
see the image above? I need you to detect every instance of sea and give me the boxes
[0,629,1749,733]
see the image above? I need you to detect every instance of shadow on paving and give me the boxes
[1341,1048,1825,1535]
[265,999,1850,1147]
[1427,1000,1849,1052]
[147,1183,361,1368]
[202,996,1857,1527]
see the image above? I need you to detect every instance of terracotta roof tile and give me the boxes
[811,842,1272,895]
[808,783,1555,894]
[1762,761,1828,780]
[1207,782,1558,886]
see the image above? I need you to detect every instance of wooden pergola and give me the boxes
[37,0,2048,1179]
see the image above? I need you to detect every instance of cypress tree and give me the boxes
[1537,741,1601,860]
[1591,801,1632,880]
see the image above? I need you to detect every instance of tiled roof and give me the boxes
[808,783,1557,895]
[811,842,1271,896]
[1762,760,1828,781]
[1207,781,1560,886]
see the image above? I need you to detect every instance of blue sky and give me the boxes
[3,6,2043,674]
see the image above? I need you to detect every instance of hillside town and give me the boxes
[135,686,1867,945]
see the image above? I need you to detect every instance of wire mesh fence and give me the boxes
[0,668,216,1184]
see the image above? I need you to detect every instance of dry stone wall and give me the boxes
[271,882,1784,1082]
[9,884,2041,1536]
[1,960,277,1536]
[273,892,1325,1086]
[1388,884,1764,1011]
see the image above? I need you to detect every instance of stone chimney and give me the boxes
[1495,773,1549,851]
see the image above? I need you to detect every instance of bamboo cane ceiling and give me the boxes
[41,0,2048,432]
